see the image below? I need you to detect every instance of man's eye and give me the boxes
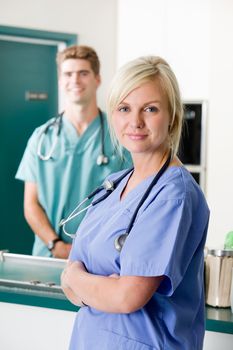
[80,71,89,76]
[145,106,159,112]
[64,72,72,77]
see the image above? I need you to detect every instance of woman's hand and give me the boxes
[61,260,87,307]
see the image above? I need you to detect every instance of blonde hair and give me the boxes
[107,56,183,157]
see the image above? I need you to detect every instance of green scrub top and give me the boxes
[15,112,132,257]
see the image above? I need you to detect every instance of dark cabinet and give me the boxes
[178,101,207,191]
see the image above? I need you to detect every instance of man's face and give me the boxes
[58,58,100,105]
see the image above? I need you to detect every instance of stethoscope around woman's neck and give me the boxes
[59,153,171,252]
[37,109,108,165]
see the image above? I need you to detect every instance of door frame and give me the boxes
[0,25,77,46]
[0,26,77,254]
[0,25,77,114]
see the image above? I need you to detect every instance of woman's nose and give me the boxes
[130,112,144,129]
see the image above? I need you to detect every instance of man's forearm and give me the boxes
[24,200,57,244]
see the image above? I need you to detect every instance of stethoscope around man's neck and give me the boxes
[59,153,171,252]
[37,109,109,165]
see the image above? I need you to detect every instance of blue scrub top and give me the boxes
[69,166,210,350]
[15,113,132,257]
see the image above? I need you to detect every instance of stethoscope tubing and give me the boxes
[124,154,171,235]
[37,113,63,161]
[37,110,107,163]
[59,168,133,237]
[114,153,171,251]
[60,154,171,251]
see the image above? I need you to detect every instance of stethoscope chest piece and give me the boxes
[114,233,128,252]
[96,154,109,166]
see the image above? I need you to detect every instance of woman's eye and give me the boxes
[145,106,159,113]
[118,106,129,112]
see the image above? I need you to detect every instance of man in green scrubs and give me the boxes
[16,45,131,258]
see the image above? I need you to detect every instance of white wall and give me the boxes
[0,302,76,350]
[1,302,233,350]
[118,0,233,248]
[0,0,117,109]
[204,331,233,350]
[117,0,210,99]
[207,0,233,247]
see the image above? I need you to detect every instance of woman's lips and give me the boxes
[126,133,147,140]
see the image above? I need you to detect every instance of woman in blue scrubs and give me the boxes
[61,56,210,350]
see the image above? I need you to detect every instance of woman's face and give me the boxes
[112,80,171,159]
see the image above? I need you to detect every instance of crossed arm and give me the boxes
[61,260,164,313]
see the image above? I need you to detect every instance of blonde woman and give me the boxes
[62,56,210,350]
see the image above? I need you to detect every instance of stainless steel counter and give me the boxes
[1,252,233,333]
[0,252,77,311]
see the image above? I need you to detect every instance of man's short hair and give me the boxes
[56,45,100,75]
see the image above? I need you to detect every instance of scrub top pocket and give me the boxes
[99,329,157,350]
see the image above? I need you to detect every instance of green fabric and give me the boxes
[224,231,233,249]
[16,113,132,256]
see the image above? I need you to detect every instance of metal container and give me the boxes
[205,249,233,307]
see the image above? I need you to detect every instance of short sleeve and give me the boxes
[15,129,39,183]
[120,192,204,296]
[69,236,78,261]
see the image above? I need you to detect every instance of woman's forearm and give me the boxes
[64,266,124,312]
[63,262,163,313]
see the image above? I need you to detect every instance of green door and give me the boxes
[0,39,58,254]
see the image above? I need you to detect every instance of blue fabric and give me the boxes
[70,167,209,350]
[69,166,209,350]
[15,113,132,256]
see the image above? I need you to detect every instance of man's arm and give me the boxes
[24,182,71,258]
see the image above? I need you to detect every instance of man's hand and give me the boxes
[52,241,72,259]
